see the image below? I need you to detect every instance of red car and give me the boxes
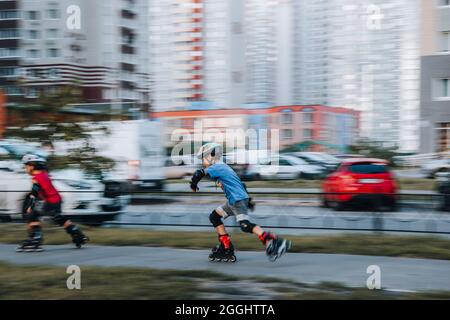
[322,158,398,211]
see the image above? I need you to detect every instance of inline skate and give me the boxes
[16,231,44,252]
[69,228,89,248]
[265,236,291,262]
[208,242,237,262]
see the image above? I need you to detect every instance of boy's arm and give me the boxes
[25,178,41,213]
[242,182,256,211]
[190,168,206,192]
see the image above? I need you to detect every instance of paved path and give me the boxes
[1,244,449,292]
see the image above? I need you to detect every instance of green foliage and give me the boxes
[348,139,400,163]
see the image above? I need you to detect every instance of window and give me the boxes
[28,30,40,39]
[0,48,20,58]
[27,11,40,20]
[27,69,39,78]
[303,129,313,140]
[47,28,58,39]
[433,78,450,99]
[47,48,59,58]
[0,67,17,76]
[26,87,39,98]
[439,32,450,52]
[0,29,20,39]
[0,10,20,19]
[0,85,22,95]
[48,68,59,79]
[281,129,293,140]
[349,163,388,174]
[281,112,293,124]
[27,49,40,59]
[438,122,450,152]
[303,113,313,123]
[47,9,60,19]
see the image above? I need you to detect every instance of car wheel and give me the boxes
[434,168,449,179]
[334,201,347,211]
[321,197,331,208]
[387,199,398,212]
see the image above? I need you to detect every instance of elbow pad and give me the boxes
[31,183,41,198]
[191,169,206,186]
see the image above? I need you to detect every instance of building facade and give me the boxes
[152,105,359,152]
[419,0,450,153]
[293,0,421,152]
[0,0,150,107]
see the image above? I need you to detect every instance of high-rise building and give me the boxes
[419,0,450,153]
[0,0,21,98]
[293,0,421,152]
[149,0,249,112]
[149,0,295,112]
[0,0,150,107]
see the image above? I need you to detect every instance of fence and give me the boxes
[1,189,449,235]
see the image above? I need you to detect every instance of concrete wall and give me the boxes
[419,54,450,153]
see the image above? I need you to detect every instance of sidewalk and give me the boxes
[1,244,449,292]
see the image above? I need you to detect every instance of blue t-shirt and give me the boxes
[206,162,249,205]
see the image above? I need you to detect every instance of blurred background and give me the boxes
[0,0,448,224]
[0,0,450,300]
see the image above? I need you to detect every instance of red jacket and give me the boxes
[32,171,62,204]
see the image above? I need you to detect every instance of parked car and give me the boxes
[224,149,273,180]
[0,164,126,226]
[287,152,339,173]
[334,154,364,159]
[322,158,398,211]
[0,141,49,159]
[245,154,325,180]
[435,172,450,211]
[420,158,450,179]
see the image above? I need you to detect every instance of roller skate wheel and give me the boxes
[208,255,215,262]
[230,255,237,263]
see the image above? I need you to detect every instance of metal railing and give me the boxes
[1,189,450,235]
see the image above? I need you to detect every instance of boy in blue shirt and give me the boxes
[190,143,291,262]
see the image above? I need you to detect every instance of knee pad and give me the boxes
[209,210,223,228]
[239,220,256,233]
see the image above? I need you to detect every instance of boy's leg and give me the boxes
[17,209,43,251]
[51,203,88,246]
[232,201,290,259]
[210,206,233,249]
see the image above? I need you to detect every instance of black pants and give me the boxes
[25,201,69,227]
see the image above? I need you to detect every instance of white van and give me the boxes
[88,120,166,191]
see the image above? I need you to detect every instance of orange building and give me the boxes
[152,105,360,153]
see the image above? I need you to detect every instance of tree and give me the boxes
[5,85,115,178]
[348,139,400,164]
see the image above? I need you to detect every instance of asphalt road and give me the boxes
[1,244,449,292]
